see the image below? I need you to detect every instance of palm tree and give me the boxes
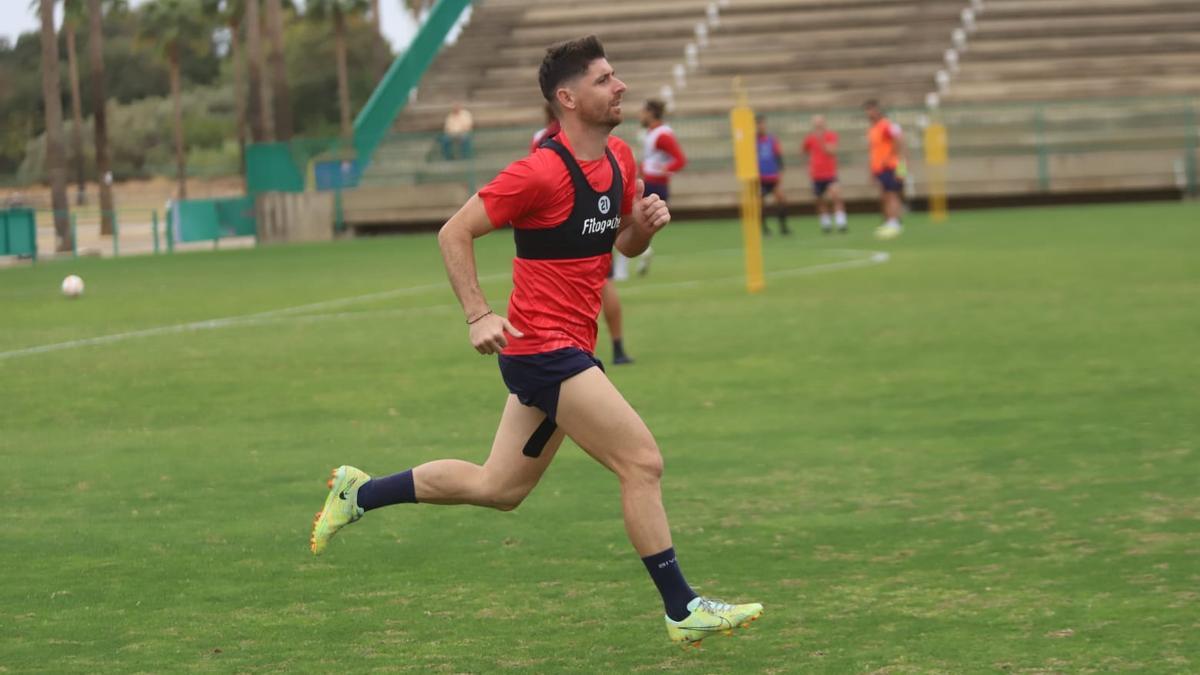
[86,0,115,235]
[243,0,273,141]
[264,0,292,140]
[28,0,88,205]
[139,0,210,201]
[306,0,369,142]
[60,0,89,205]
[204,0,248,183]
[37,0,72,251]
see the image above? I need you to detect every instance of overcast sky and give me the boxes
[0,1,420,52]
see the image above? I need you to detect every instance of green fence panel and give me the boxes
[246,143,307,194]
[168,199,220,243]
[168,196,258,243]
[1,208,37,257]
[214,196,256,237]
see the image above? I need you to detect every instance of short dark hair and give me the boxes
[863,99,881,110]
[538,35,607,105]
[644,98,666,120]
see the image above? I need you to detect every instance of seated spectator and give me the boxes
[441,103,474,160]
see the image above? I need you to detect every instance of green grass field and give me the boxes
[2,202,1198,673]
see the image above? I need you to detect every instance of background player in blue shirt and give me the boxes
[756,115,790,236]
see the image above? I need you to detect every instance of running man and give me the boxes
[756,115,790,236]
[864,99,905,239]
[801,115,847,234]
[310,35,762,645]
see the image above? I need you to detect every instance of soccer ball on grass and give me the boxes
[61,274,85,298]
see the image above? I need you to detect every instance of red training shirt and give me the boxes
[802,131,839,180]
[479,133,637,356]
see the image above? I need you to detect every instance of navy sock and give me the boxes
[355,470,417,511]
[613,338,626,358]
[641,547,698,621]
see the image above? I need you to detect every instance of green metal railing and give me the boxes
[357,95,1200,196]
[4,95,1194,263]
[7,202,258,261]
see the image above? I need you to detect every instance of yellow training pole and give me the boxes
[729,81,764,293]
[924,119,949,223]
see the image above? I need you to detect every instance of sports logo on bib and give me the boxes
[598,195,611,214]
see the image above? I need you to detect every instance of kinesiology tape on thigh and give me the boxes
[522,417,558,458]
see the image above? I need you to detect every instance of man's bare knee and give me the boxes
[488,483,532,511]
[616,445,663,484]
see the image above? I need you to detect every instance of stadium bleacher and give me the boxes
[347,0,1199,228]
[943,0,1200,103]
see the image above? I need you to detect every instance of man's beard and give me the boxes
[582,102,622,130]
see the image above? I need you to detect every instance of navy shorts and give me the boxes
[760,179,779,196]
[643,181,669,202]
[874,169,904,193]
[498,347,604,423]
[812,178,836,197]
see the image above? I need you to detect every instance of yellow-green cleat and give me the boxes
[665,597,763,646]
[310,465,370,555]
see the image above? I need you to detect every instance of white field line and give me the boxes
[0,272,507,362]
[0,250,887,362]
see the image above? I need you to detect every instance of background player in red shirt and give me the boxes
[310,35,762,645]
[802,115,847,234]
[639,98,687,203]
[624,98,686,281]
[529,102,561,153]
[610,97,687,283]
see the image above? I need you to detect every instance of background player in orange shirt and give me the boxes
[801,115,847,234]
[864,99,906,239]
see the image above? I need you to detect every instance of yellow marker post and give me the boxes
[729,81,764,293]
[924,120,949,223]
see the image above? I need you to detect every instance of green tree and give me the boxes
[282,11,386,137]
[264,0,292,139]
[0,35,42,177]
[305,0,370,142]
[368,0,389,76]
[37,0,72,251]
[139,0,212,200]
[204,0,247,182]
[243,0,272,141]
